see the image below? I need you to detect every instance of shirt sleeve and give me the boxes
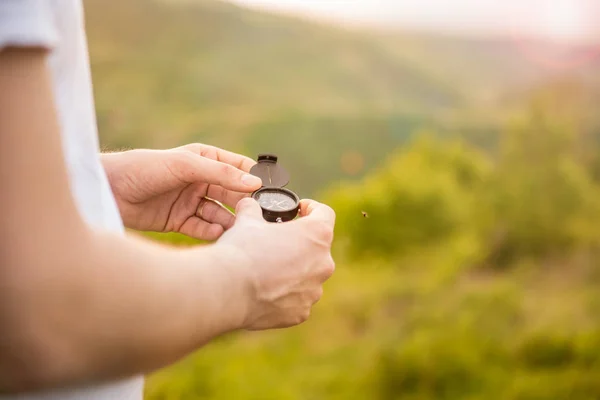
[0,0,58,50]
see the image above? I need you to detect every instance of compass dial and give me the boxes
[255,189,297,212]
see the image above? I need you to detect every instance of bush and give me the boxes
[478,106,600,267]
[516,334,576,369]
[327,135,490,261]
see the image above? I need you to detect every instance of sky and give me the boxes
[227,0,600,43]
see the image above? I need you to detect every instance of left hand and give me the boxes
[102,144,263,240]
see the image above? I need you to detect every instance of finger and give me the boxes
[213,147,257,174]
[299,199,336,226]
[169,152,262,193]
[206,184,252,210]
[235,197,264,222]
[196,198,235,230]
[183,144,257,173]
[178,217,225,241]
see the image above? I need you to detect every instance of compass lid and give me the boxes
[249,154,290,188]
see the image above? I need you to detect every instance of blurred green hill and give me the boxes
[84,0,599,197]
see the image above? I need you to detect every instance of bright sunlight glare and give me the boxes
[534,0,590,43]
[228,0,600,44]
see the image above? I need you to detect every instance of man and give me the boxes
[0,1,335,399]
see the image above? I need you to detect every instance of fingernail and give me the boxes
[242,174,262,187]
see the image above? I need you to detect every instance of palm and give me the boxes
[104,144,260,241]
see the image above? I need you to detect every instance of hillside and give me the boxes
[79,2,600,399]
[84,0,599,196]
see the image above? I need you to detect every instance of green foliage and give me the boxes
[327,135,491,260]
[516,334,576,369]
[325,101,600,268]
[478,104,600,266]
[371,334,489,399]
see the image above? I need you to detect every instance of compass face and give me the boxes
[254,189,298,212]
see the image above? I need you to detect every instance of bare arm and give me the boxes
[0,48,248,393]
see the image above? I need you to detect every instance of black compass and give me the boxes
[249,154,300,223]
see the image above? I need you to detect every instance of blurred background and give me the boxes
[85,0,600,398]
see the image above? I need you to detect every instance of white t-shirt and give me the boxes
[0,0,144,398]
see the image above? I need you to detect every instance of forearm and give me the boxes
[0,229,247,393]
[0,47,246,394]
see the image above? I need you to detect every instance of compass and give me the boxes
[249,154,300,223]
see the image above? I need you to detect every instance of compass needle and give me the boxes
[267,165,272,185]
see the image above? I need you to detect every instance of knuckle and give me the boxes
[317,222,335,243]
[178,151,199,169]
[322,257,336,278]
[178,149,197,161]
[304,220,333,242]
[183,143,204,153]
[219,163,237,179]
[324,204,336,218]
[313,287,324,303]
[199,144,216,157]
[202,201,218,220]
[297,309,311,324]
[165,152,196,179]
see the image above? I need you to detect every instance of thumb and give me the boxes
[235,198,264,221]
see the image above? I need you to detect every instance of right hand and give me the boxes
[217,198,336,330]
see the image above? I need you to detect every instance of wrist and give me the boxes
[100,151,137,227]
[185,243,253,334]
